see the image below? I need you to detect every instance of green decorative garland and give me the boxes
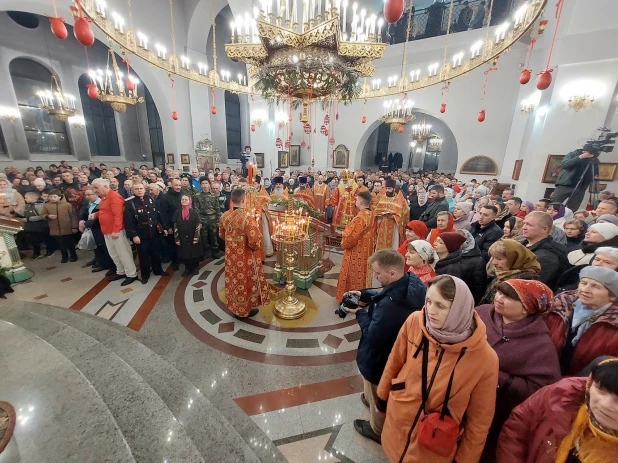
[269,198,322,219]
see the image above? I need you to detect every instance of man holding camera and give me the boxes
[551,149,599,210]
[343,249,427,444]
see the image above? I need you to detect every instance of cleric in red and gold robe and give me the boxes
[270,176,289,200]
[293,177,316,208]
[336,191,375,301]
[374,179,410,251]
[312,174,331,220]
[329,171,357,227]
[251,176,275,259]
[219,188,270,318]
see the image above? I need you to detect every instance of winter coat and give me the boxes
[477,305,562,461]
[173,209,202,260]
[554,264,588,294]
[419,196,449,229]
[17,201,47,233]
[81,201,105,247]
[543,290,618,375]
[408,191,427,221]
[377,310,499,463]
[555,150,597,188]
[470,220,504,262]
[453,214,471,232]
[355,273,427,385]
[460,247,487,304]
[567,234,618,265]
[565,235,584,252]
[41,199,77,236]
[160,189,184,229]
[434,249,464,279]
[520,236,569,290]
[497,377,586,463]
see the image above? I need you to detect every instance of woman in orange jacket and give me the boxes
[376,275,499,463]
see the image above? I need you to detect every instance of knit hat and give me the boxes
[597,214,618,225]
[385,179,396,188]
[406,220,428,240]
[407,240,438,263]
[503,280,553,314]
[589,223,618,240]
[580,266,618,297]
[437,232,466,253]
[455,202,473,215]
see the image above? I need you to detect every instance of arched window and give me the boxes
[0,125,6,155]
[9,58,72,155]
[145,87,164,166]
[224,91,241,159]
[78,74,120,156]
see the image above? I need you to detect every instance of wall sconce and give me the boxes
[0,107,20,122]
[252,111,265,127]
[69,115,85,128]
[568,94,595,112]
[521,91,541,115]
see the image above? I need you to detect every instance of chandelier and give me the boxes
[410,118,432,143]
[37,75,77,122]
[379,99,415,132]
[428,135,443,151]
[225,0,386,121]
[88,49,144,113]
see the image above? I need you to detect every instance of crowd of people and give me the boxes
[1,159,618,462]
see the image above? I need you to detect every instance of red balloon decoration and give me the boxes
[383,0,404,24]
[324,129,329,136]
[398,125,404,133]
[361,116,367,124]
[251,124,256,132]
[520,69,531,85]
[440,103,447,113]
[536,70,552,90]
[172,111,179,121]
[303,123,311,134]
[74,17,94,46]
[126,79,135,92]
[478,110,486,123]
[301,141,306,148]
[211,106,217,115]
[49,17,68,40]
[86,83,99,99]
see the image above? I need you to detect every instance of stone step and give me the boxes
[0,304,271,462]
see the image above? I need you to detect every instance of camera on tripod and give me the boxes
[582,127,618,155]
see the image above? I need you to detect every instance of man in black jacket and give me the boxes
[419,184,449,229]
[551,149,599,210]
[521,211,569,290]
[160,178,184,270]
[470,204,504,261]
[343,250,427,444]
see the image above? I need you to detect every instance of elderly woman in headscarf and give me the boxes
[482,239,541,304]
[545,266,618,375]
[0,178,25,218]
[173,194,202,277]
[477,279,561,462]
[404,240,437,285]
[458,229,487,304]
[427,211,455,245]
[498,358,618,463]
[376,275,499,463]
[397,220,429,271]
[549,202,574,230]
[520,200,535,218]
[568,222,618,266]
[452,201,473,231]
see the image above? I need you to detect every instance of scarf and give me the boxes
[411,264,436,285]
[571,300,612,346]
[428,213,455,245]
[425,276,475,344]
[553,204,567,221]
[181,196,192,221]
[496,239,541,279]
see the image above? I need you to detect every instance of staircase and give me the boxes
[0,302,286,463]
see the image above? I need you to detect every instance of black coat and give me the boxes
[173,209,202,260]
[470,220,504,262]
[160,189,184,229]
[460,246,488,304]
[555,150,597,188]
[520,236,569,290]
[435,249,464,278]
[419,196,449,229]
[80,201,105,246]
[355,273,427,385]
[408,191,427,221]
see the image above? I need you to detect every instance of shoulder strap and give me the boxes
[441,347,468,419]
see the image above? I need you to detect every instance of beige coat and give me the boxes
[41,199,77,236]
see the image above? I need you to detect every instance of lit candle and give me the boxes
[342,0,348,33]
[230,22,235,41]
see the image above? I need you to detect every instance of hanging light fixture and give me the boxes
[37,75,78,122]
[428,135,443,151]
[410,118,432,143]
[378,98,415,131]
[87,49,144,113]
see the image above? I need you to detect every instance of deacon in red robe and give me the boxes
[293,176,316,208]
[312,174,331,221]
[329,170,357,228]
[374,179,410,251]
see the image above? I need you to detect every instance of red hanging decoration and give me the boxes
[324,129,329,136]
[478,110,486,122]
[49,17,67,40]
[320,125,327,135]
[440,103,447,113]
[124,59,135,91]
[251,124,256,132]
[307,145,311,152]
[304,123,311,134]
[537,1,564,91]
[211,106,217,115]
[383,0,404,24]
[329,137,335,146]
[323,114,330,125]
[312,158,315,167]
[520,39,536,85]
[478,64,498,122]
[440,83,449,114]
[72,1,94,46]
[301,141,306,147]
[362,115,367,123]
[276,137,283,149]
[285,139,291,149]
[210,87,217,114]
[361,99,367,123]
[86,83,98,99]
[398,125,404,133]
[170,78,178,121]
[172,111,179,121]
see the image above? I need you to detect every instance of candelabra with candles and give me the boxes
[37,75,77,122]
[271,198,310,319]
[378,99,416,132]
[410,118,432,143]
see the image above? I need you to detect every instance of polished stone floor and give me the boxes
[0,248,387,463]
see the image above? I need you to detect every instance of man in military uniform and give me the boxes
[196,178,221,259]
[124,182,169,284]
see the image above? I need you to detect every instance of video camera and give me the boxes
[583,127,618,155]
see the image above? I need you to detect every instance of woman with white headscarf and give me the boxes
[0,178,25,218]
[405,240,438,285]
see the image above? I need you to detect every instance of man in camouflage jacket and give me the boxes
[195,178,221,259]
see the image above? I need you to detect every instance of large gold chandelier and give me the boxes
[379,98,415,132]
[37,75,78,122]
[410,118,432,143]
[225,1,386,121]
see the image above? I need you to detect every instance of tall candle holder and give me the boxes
[271,198,309,319]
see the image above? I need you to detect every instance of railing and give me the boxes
[385,0,520,45]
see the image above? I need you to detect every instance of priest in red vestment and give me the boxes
[374,179,410,251]
[248,176,274,260]
[270,176,289,200]
[329,170,358,228]
[312,174,331,221]
[336,191,375,301]
[293,176,316,208]
[219,188,270,318]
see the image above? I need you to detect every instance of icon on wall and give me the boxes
[541,155,565,184]
[290,145,301,166]
[166,153,175,164]
[332,144,349,168]
[255,153,265,168]
[181,154,191,165]
[278,151,289,168]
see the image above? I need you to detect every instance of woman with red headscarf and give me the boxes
[174,194,202,276]
[397,220,429,271]
[427,211,455,245]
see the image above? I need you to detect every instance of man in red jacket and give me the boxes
[91,179,138,286]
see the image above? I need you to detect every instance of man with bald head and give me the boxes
[521,211,569,289]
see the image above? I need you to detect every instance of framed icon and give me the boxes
[512,159,523,181]
[181,154,191,165]
[541,155,565,184]
[290,145,301,166]
[332,144,349,168]
[278,150,289,168]
[182,165,190,172]
[598,163,618,181]
[166,153,175,164]
[255,153,265,168]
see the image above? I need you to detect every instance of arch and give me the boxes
[9,57,72,155]
[224,91,241,159]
